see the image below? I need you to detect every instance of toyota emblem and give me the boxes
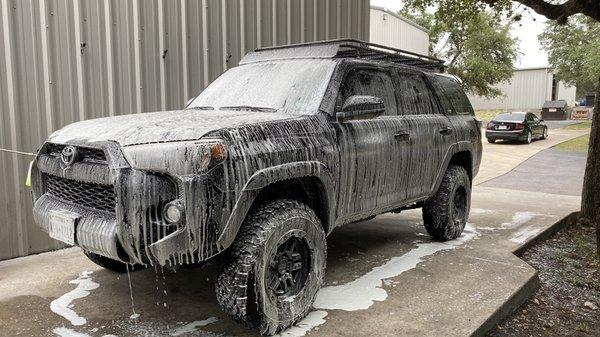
[61,146,79,166]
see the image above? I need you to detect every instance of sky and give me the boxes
[371,0,549,68]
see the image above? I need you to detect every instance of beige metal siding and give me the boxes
[0,0,370,261]
[369,6,429,55]
[467,68,554,111]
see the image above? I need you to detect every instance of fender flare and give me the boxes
[429,141,474,195]
[216,161,336,250]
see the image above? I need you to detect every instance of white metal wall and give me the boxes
[369,5,429,55]
[0,0,370,261]
[468,68,555,111]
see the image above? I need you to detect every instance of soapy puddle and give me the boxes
[501,212,539,229]
[510,226,543,244]
[51,271,99,326]
[169,317,219,336]
[277,224,479,336]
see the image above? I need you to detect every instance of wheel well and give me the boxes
[449,151,473,181]
[251,177,330,233]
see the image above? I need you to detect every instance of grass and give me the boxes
[475,109,506,122]
[554,134,590,152]
[562,120,592,130]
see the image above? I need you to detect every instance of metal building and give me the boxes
[369,5,429,56]
[0,0,370,261]
[467,67,577,111]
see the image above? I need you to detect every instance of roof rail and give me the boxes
[252,39,445,72]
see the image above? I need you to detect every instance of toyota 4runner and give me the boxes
[30,39,482,335]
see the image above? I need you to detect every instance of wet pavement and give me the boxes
[0,127,588,337]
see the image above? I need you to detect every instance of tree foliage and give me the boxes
[539,15,600,97]
[403,9,518,98]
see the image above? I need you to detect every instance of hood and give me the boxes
[48,109,297,146]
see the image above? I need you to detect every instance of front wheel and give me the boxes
[422,165,471,241]
[541,127,548,139]
[216,199,327,335]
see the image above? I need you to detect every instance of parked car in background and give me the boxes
[485,112,548,144]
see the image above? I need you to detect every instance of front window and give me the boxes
[188,59,337,114]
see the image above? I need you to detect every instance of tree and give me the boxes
[402,10,518,98]
[404,0,600,257]
[540,16,600,97]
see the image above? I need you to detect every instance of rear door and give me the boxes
[528,113,543,136]
[428,74,482,180]
[392,69,455,200]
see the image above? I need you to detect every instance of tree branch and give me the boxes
[484,0,600,23]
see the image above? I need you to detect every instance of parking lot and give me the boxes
[0,124,590,337]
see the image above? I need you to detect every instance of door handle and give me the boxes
[394,131,410,142]
[439,127,453,135]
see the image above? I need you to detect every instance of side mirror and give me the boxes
[336,95,385,122]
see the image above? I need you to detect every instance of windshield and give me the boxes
[188,59,337,114]
[493,113,525,122]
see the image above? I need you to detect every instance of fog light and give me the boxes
[163,200,185,224]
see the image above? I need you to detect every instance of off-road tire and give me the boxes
[487,138,496,143]
[83,251,139,273]
[422,165,471,241]
[215,199,327,335]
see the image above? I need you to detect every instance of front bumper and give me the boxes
[31,141,221,266]
[485,130,527,141]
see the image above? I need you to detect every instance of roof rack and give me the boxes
[250,39,445,72]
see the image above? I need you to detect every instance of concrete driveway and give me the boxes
[0,125,589,337]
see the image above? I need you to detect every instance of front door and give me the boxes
[333,67,411,221]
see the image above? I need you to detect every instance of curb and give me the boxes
[513,211,581,257]
[471,211,581,337]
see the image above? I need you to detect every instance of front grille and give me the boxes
[45,174,116,213]
[46,143,107,163]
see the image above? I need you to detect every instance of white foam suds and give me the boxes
[275,311,328,337]
[169,317,218,336]
[501,212,539,229]
[53,327,91,337]
[510,226,542,244]
[313,224,479,311]
[51,271,99,326]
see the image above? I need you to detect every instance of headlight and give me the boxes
[122,139,227,175]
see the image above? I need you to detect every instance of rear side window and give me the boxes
[394,71,438,115]
[430,75,474,115]
[337,68,398,116]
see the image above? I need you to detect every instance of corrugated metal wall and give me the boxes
[0,0,370,261]
[369,6,429,56]
[468,68,554,111]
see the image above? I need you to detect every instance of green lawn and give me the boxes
[562,120,592,130]
[554,133,590,152]
[475,109,506,122]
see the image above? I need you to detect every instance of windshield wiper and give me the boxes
[220,105,277,112]
[185,106,214,110]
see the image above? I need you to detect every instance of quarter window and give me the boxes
[430,75,474,115]
[337,68,398,116]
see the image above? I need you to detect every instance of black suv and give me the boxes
[30,40,481,335]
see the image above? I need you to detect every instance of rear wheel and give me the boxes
[216,199,326,335]
[422,165,471,241]
[525,130,532,144]
[487,138,496,143]
[83,251,140,273]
